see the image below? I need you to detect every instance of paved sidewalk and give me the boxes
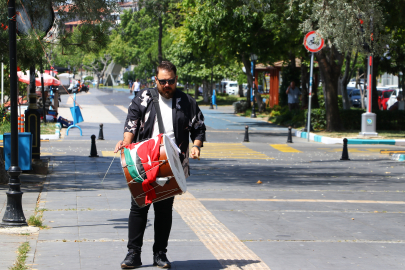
[0,173,45,268]
[19,145,228,270]
[2,89,404,269]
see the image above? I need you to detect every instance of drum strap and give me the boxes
[150,88,165,134]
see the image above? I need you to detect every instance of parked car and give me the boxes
[386,89,403,110]
[378,89,395,110]
[227,82,238,95]
[220,81,238,95]
[348,89,363,108]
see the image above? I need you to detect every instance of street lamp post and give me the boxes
[209,66,214,109]
[250,54,257,118]
[1,0,27,227]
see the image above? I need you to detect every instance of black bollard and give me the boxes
[287,126,293,143]
[89,135,99,157]
[98,123,104,140]
[340,138,350,160]
[243,126,249,142]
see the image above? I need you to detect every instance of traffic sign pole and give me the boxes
[307,52,314,142]
[303,31,323,142]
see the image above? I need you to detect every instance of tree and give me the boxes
[180,0,273,111]
[379,0,405,91]
[296,0,389,131]
[139,0,180,64]
[83,53,112,89]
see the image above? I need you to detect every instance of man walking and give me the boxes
[133,78,141,96]
[114,61,206,269]
[286,81,301,111]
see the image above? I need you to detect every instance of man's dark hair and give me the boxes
[156,61,177,77]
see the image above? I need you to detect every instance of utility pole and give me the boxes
[1,0,27,227]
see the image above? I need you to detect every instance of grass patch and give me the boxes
[0,122,56,135]
[27,207,47,229]
[27,214,44,228]
[9,241,30,270]
[195,94,245,106]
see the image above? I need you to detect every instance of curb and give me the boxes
[295,131,405,146]
[391,154,405,162]
[0,123,61,141]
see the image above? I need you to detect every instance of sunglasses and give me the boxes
[156,78,176,86]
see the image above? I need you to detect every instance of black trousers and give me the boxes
[127,196,174,253]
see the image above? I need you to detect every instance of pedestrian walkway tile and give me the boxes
[270,144,302,153]
[101,151,119,157]
[174,192,271,269]
[197,143,273,160]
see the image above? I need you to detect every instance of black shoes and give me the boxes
[153,251,172,268]
[121,249,142,269]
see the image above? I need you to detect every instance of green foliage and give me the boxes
[268,106,305,128]
[0,1,117,71]
[375,110,405,130]
[83,76,94,81]
[123,71,136,85]
[297,0,389,56]
[9,242,30,270]
[306,108,327,130]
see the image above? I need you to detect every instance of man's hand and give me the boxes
[190,146,200,159]
[114,132,135,153]
[114,140,131,153]
[190,140,202,160]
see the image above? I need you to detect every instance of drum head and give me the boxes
[163,135,187,192]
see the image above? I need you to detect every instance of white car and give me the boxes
[221,81,238,95]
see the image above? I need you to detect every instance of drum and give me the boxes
[120,134,187,208]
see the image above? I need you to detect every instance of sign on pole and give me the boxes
[303,31,324,53]
[303,31,324,142]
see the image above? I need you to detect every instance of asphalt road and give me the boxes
[34,88,405,269]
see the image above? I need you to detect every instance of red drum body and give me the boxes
[120,134,186,208]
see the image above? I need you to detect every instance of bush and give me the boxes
[269,106,305,128]
[305,108,327,130]
[83,76,94,81]
[233,100,248,113]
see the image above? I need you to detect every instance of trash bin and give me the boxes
[3,132,33,171]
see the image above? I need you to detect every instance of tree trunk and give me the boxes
[316,46,344,131]
[194,83,198,99]
[238,84,243,97]
[312,70,320,109]
[202,79,209,103]
[340,51,358,110]
[341,52,352,110]
[290,51,296,68]
[301,61,308,108]
[241,53,252,109]
[158,16,163,64]
[254,89,263,112]
[96,74,100,89]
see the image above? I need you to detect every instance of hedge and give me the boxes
[307,108,405,131]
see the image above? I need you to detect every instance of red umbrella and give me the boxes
[37,72,61,86]
[16,71,61,86]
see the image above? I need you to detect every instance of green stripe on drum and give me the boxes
[124,148,143,183]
